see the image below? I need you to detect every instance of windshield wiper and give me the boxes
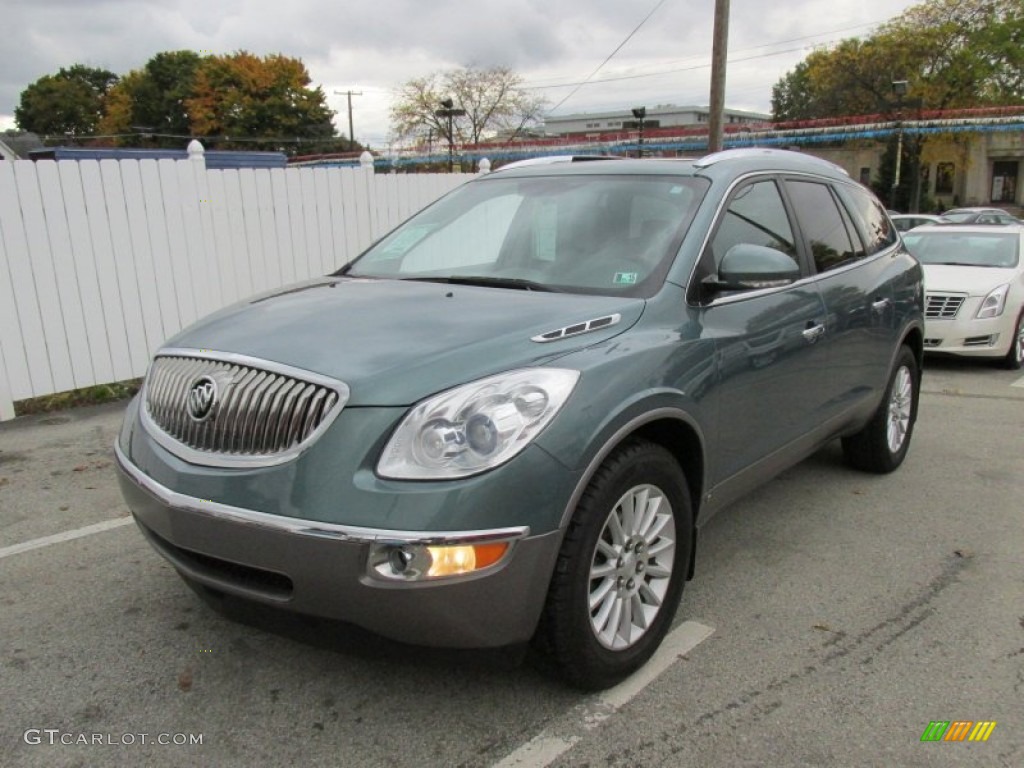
[406,275,563,292]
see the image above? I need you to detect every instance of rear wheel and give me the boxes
[535,439,692,690]
[1004,310,1024,370]
[842,345,919,473]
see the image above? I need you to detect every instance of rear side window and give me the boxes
[835,184,897,255]
[785,180,858,273]
[708,179,796,268]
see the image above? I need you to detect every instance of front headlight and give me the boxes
[378,368,580,479]
[976,283,1009,319]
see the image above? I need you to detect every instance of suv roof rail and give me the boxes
[693,147,849,176]
[495,155,622,171]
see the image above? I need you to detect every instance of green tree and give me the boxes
[100,51,204,146]
[391,66,545,147]
[771,0,1024,120]
[186,51,340,153]
[15,65,118,137]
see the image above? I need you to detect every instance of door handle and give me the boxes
[871,298,891,313]
[802,323,826,343]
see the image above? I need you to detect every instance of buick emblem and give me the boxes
[187,376,218,422]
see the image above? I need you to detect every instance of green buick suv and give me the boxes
[115,149,925,689]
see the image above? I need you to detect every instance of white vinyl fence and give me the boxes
[0,148,476,420]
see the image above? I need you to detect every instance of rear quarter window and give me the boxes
[835,184,897,255]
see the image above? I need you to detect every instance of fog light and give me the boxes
[369,541,511,581]
[388,547,414,574]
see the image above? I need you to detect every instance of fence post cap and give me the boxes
[187,139,205,159]
[359,151,374,169]
[478,158,491,174]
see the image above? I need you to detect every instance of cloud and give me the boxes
[1,0,920,144]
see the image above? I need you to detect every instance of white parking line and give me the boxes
[0,517,134,560]
[1012,374,1024,388]
[493,620,715,768]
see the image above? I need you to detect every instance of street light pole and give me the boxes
[434,98,466,172]
[632,107,646,158]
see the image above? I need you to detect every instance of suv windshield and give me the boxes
[902,231,1020,268]
[342,174,708,297]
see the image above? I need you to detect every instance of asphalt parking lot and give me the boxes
[1,358,1021,768]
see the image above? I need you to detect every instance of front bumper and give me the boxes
[115,443,562,648]
[923,311,1015,358]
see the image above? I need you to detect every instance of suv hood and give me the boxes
[922,264,1019,296]
[163,277,644,405]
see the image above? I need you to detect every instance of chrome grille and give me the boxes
[925,293,966,319]
[143,352,346,465]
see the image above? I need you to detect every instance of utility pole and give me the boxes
[334,90,363,145]
[708,0,730,153]
[891,80,908,210]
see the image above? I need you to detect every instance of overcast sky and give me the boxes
[1,0,921,148]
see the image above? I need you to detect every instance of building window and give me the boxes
[936,162,955,194]
[992,160,1018,203]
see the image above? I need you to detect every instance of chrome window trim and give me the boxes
[115,441,529,546]
[139,347,350,469]
[702,247,900,308]
[686,169,902,309]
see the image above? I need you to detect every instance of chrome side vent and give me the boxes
[140,349,348,467]
[531,313,622,343]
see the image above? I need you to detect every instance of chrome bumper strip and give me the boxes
[114,441,529,545]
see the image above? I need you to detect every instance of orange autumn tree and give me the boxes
[186,51,338,152]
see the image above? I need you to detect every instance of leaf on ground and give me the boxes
[178,666,193,692]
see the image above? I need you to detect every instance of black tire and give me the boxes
[842,345,919,473]
[534,439,692,690]
[1003,310,1024,370]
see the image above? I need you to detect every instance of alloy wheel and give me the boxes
[588,484,676,650]
[887,365,913,453]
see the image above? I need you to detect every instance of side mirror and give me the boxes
[709,244,800,292]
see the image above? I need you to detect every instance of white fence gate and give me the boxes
[0,149,476,420]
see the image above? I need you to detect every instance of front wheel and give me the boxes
[1003,310,1024,370]
[842,345,919,473]
[534,439,692,690]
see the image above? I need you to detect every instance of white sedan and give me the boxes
[902,225,1024,369]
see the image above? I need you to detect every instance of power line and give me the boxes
[536,44,817,95]
[548,0,670,114]
[526,18,887,93]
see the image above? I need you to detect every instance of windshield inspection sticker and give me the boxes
[613,272,639,285]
